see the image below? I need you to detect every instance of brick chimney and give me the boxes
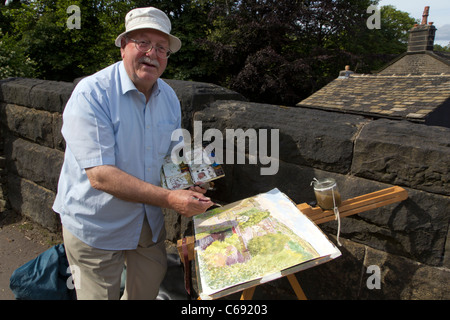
[407,6,436,52]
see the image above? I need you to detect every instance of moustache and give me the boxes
[139,56,160,68]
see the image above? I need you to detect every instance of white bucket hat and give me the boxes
[115,7,182,53]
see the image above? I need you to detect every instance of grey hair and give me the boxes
[120,34,131,48]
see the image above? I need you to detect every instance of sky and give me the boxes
[380,0,450,46]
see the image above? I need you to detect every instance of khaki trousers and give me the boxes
[63,217,167,300]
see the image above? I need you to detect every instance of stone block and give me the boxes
[321,175,450,267]
[352,119,450,196]
[194,101,367,174]
[5,137,64,191]
[2,103,54,148]
[7,174,60,233]
[0,78,45,107]
[52,112,65,151]
[0,78,73,112]
[29,80,74,113]
[358,244,450,299]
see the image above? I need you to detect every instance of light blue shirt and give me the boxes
[53,61,181,250]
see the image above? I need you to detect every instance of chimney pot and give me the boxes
[421,6,430,25]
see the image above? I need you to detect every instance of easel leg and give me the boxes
[287,274,307,300]
[240,286,256,300]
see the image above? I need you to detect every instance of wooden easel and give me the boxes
[177,186,408,300]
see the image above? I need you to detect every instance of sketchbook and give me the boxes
[193,188,341,300]
[161,147,225,190]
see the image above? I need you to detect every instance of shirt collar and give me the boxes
[119,61,161,97]
[119,61,136,95]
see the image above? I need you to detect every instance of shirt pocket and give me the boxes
[156,121,178,157]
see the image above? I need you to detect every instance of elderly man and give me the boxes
[53,7,213,300]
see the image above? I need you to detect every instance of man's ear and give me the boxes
[120,37,128,49]
[120,38,127,59]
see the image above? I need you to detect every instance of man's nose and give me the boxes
[145,47,158,58]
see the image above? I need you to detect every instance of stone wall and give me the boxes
[0,120,7,214]
[0,77,449,299]
[189,102,450,299]
[0,78,72,231]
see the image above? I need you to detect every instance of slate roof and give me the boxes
[296,74,450,122]
[296,8,450,126]
[377,51,450,75]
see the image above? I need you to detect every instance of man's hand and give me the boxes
[189,183,210,194]
[167,189,213,218]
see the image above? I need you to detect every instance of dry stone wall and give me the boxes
[0,77,449,299]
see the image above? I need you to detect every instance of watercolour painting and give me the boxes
[193,188,341,299]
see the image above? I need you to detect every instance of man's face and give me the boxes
[121,29,169,91]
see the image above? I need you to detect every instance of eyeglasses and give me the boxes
[128,38,172,59]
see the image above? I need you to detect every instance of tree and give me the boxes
[138,0,218,82]
[199,0,421,105]
[0,28,37,78]
[434,43,450,52]
[0,0,216,81]
[1,0,130,80]
[1,0,420,105]
[342,4,418,73]
[202,0,380,105]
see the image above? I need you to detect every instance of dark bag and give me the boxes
[9,244,76,300]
